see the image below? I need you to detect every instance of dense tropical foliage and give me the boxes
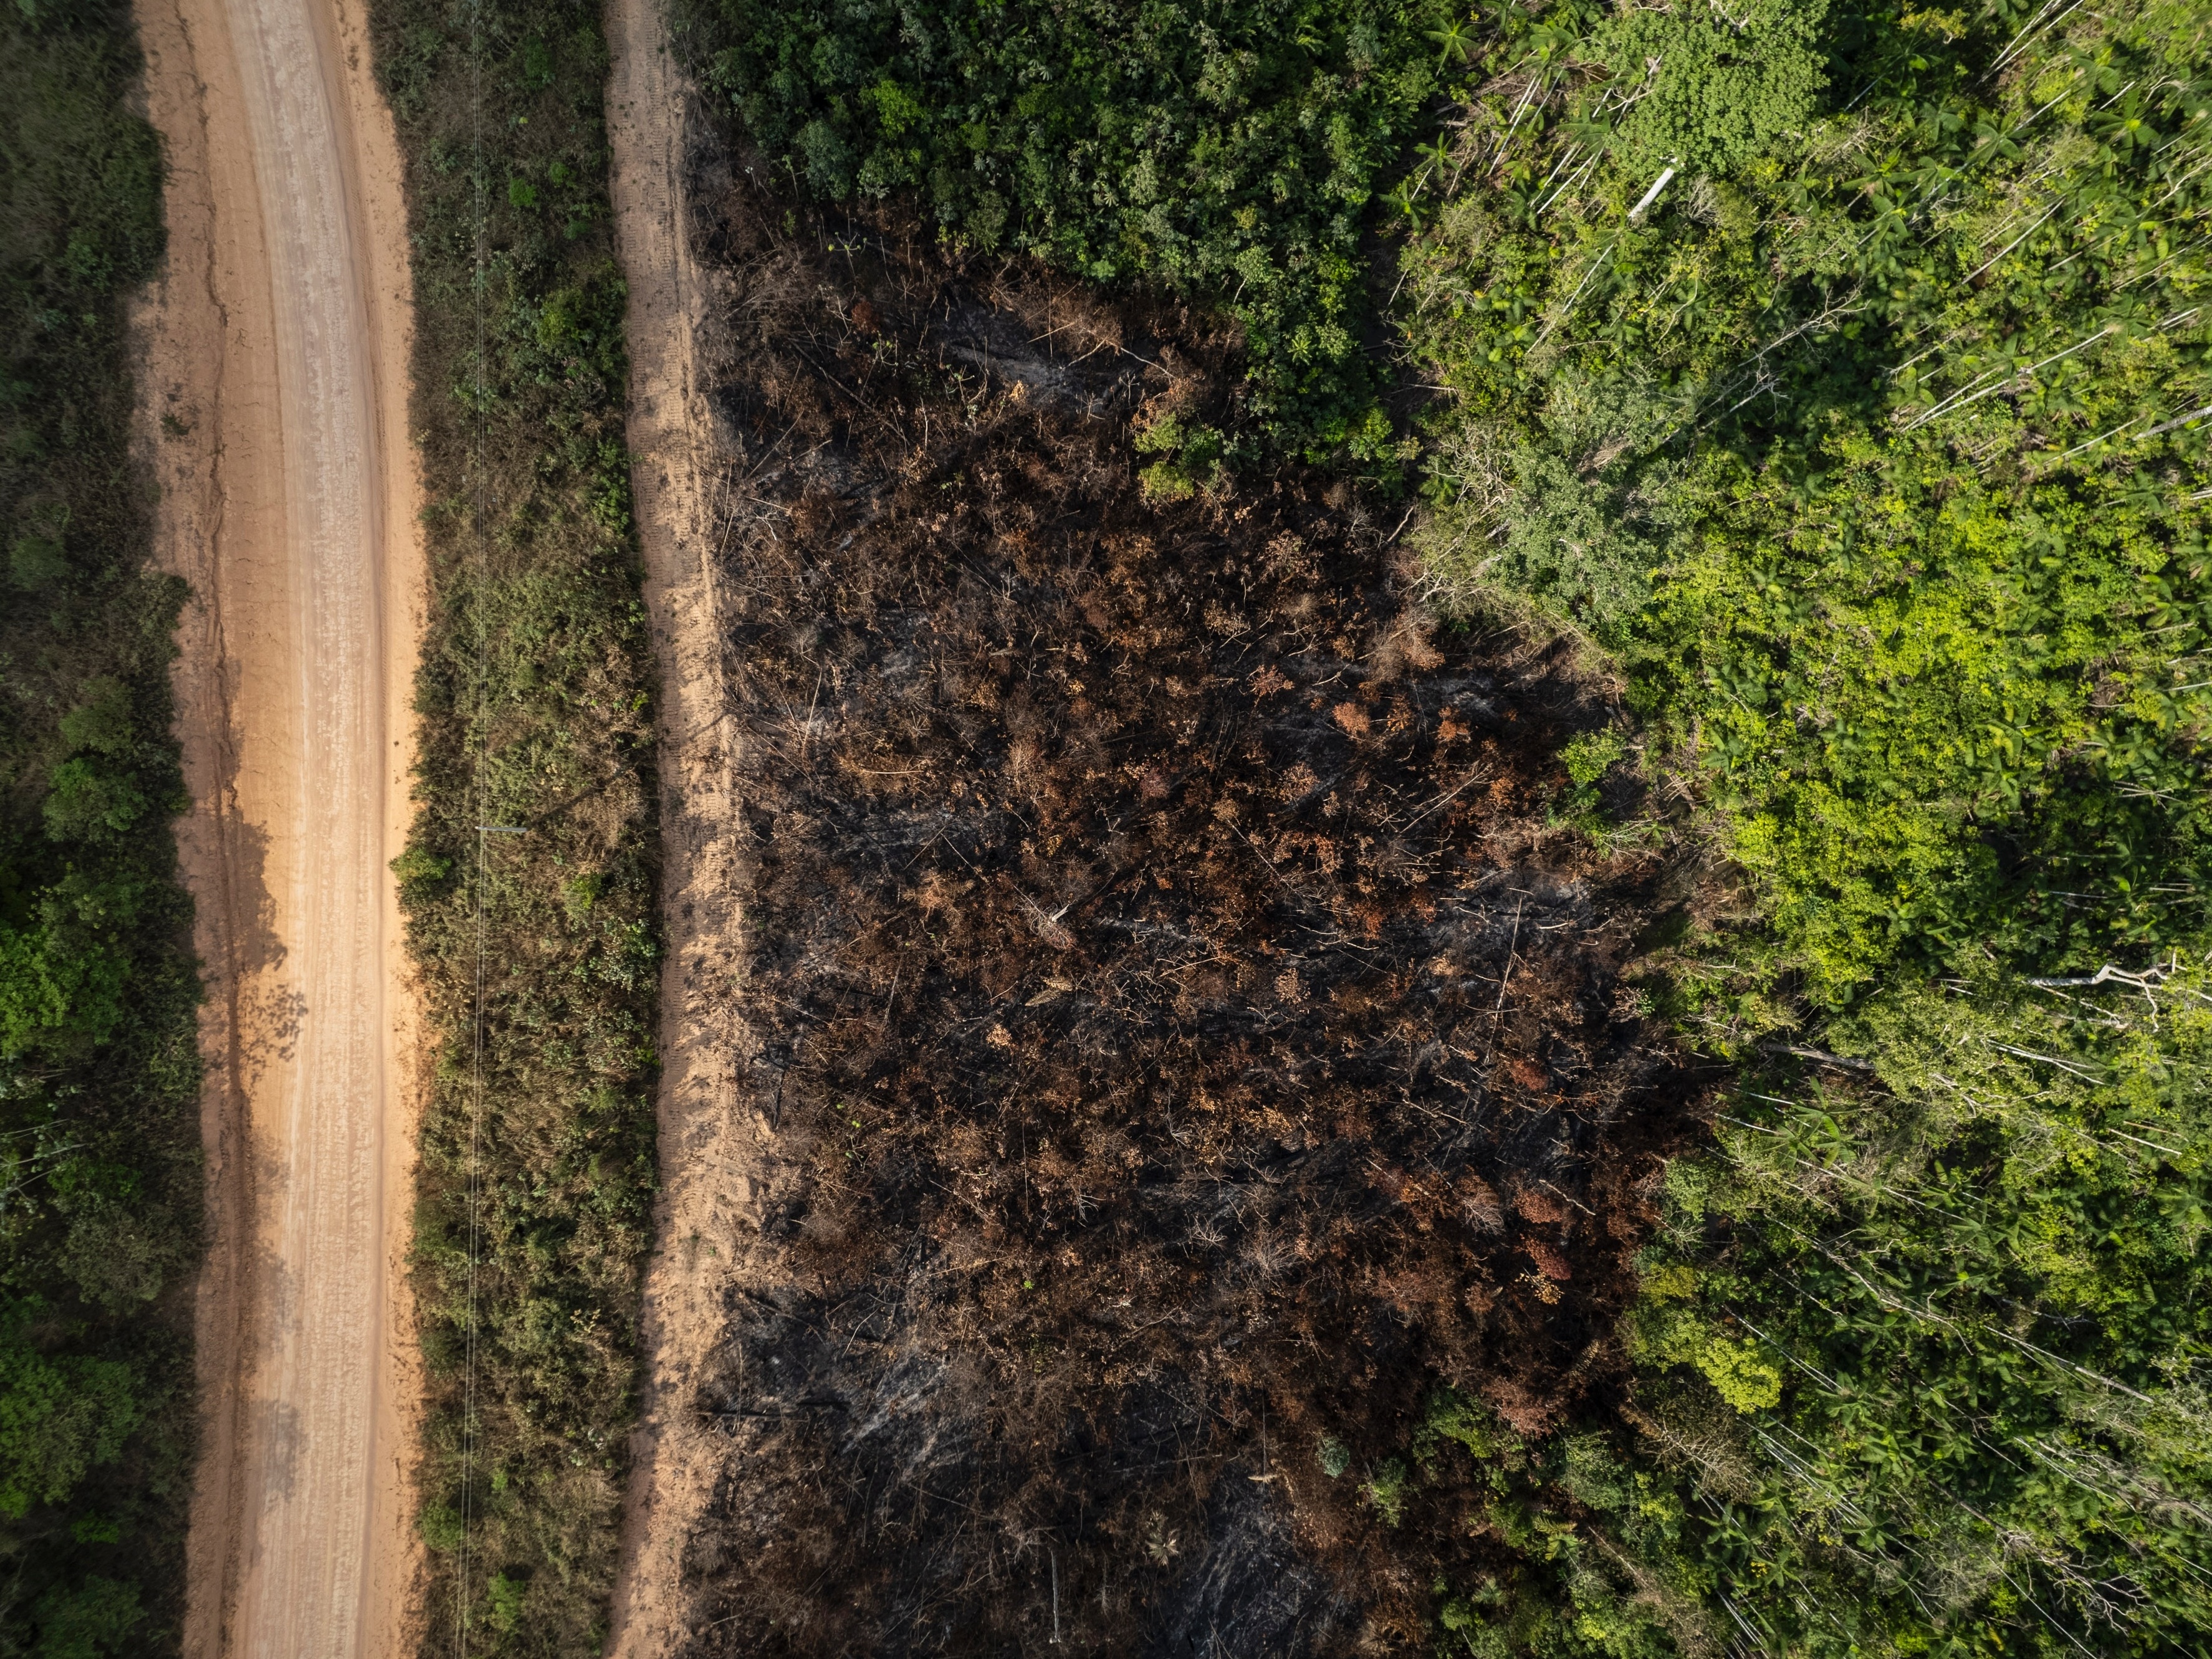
[673,0,1465,457]
[1405,0,2212,1006]
[0,0,199,1650]
[1387,0,2212,1650]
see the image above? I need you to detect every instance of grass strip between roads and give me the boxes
[368,0,661,1645]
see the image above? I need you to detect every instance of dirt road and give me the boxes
[135,0,424,1646]
[601,1,764,1648]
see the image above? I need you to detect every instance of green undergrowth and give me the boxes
[1405,0,2212,1008]
[366,0,659,1648]
[1367,0,2212,1652]
[0,0,199,1652]
[669,0,1463,461]
[1353,971,2211,1657]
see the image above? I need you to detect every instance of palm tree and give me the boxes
[1427,17,1474,67]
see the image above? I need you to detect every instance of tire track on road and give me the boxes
[137,0,425,1645]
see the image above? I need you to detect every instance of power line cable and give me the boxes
[458,0,489,1645]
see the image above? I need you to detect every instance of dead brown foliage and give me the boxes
[669,159,1711,1657]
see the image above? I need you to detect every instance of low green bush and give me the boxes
[369,0,660,1648]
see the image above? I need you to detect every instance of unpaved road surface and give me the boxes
[136,0,424,1646]
[601,1,764,1648]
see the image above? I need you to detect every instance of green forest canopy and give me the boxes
[0,0,201,1650]
[677,0,1464,457]
[1397,0,2212,1650]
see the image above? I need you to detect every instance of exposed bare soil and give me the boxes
[601,5,760,1652]
[618,125,1715,1653]
[135,0,426,1644]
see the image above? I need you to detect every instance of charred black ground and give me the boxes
[668,153,1715,1655]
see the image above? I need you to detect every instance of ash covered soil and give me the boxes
[663,153,1715,1655]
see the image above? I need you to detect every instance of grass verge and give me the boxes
[365,0,660,1645]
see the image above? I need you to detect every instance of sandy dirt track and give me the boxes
[601,1,764,1648]
[135,0,425,1645]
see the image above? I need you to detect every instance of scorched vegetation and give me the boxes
[654,153,1710,1653]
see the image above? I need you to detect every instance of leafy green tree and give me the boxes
[1591,0,1830,176]
[676,0,1461,457]
[26,1575,144,1659]
[0,1313,141,1520]
[0,0,201,1638]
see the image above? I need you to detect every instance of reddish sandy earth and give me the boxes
[600,0,765,1647]
[134,0,426,1646]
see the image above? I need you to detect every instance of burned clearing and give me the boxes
[664,154,1714,1655]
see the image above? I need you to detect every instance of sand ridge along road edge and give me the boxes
[601,0,765,1648]
[134,0,427,1645]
